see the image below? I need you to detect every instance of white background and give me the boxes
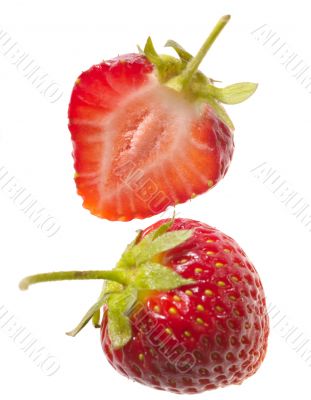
[0,0,311,398]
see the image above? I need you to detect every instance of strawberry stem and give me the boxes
[19,270,128,291]
[166,15,231,92]
[183,15,230,86]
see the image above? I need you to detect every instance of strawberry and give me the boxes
[68,15,257,221]
[20,217,269,394]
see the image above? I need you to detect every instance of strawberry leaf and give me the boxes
[134,262,194,290]
[107,286,138,349]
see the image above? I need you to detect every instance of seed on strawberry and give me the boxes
[68,15,257,221]
[20,217,269,394]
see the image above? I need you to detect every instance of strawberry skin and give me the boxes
[101,218,269,393]
[68,54,234,221]
[20,215,268,394]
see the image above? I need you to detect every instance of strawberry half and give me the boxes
[68,16,257,221]
[20,217,269,394]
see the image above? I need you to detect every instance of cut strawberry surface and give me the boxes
[70,61,233,220]
[68,16,256,220]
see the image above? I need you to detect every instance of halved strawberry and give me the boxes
[68,16,257,221]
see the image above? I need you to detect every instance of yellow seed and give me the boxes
[234,309,241,316]
[215,262,224,268]
[196,304,205,312]
[207,180,214,187]
[216,305,224,312]
[229,295,237,301]
[169,307,177,315]
[75,78,81,85]
[185,289,193,296]
[178,258,188,264]
[204,289,213,297]
[231,275,239,282]
[206,251,215,255]
[138,353,144,361]
[165,327,173,335]
[223,248,231,253]
[217,281,226,287]
[184,330,191,337]
[195,268,203,274]
[153,305,160,312]
[173,295,181,302]
[196,317,204,325]
[191,193,197,199]
[206,239,214,243]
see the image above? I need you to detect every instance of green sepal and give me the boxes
[141,19,257,131]
[136,44,144,54]
[144,37,162,66]
[134,262,194,290]
[143,37,183,83]
[92,309,101,328]
[165,39,192,63]
[151,217,174,239]
[132,217,174,247]
[65,220,195,346]
[66,282,124,336]
[201,94,235,130]
[133,229,193,265]
[204,82,258,105]
[66,291,108,337]
[117,217,192,270]
[107,286,138,349]
[116,230,142,269]
[165,40,209,86]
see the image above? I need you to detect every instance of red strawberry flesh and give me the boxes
[69,54,234,221]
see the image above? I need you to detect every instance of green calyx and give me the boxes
[19,219,194,349]
[140,15,257,130]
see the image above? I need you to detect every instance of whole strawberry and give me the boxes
[20,218,269,394]
[68,15,257,221]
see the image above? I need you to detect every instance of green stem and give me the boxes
[166,15,230,91]
[19,270,128,291]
